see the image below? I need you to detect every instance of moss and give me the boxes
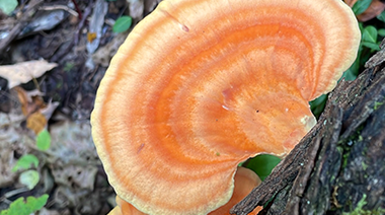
[358,135,363,141]
[336,146,350,169]
[342,152,350,169]
[373,101,384,110]
[342,194,385,215]
[361,162,368,171]
[337,124,365,169]
[343,194,366,215]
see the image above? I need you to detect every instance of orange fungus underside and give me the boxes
[109,167,262,215]
[91,0,360,214]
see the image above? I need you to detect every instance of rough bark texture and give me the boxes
[231,48,385,215]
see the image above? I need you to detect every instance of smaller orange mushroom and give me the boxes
[109,167,262,215]
[109,195,147,215]
[208,167,262,215]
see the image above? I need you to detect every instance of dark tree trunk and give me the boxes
[231,48,385,215]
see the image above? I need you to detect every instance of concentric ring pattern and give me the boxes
[91,0,360,214]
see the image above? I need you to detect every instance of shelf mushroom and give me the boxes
[91,0,360,214]
[109,167,262,215]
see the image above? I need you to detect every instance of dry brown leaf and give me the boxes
[14,87,59,133]
[25,100,59,134]
[0,59,57,88]
[27,112,47,134]
[127,0,144,20]
[357,0,385,22]
[40,100,59,121]
[15,86,31,116]
[144,0,161,15]
[15,86,45,116]
[344,0,358,7]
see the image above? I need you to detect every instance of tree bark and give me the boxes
[231,48,385,215]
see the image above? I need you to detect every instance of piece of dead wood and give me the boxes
[231,45,385,214]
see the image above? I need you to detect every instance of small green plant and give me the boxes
[5,130,52,213]
[113,16,133,33]
[63,62,75,72]
[19,170,40,190]
[12,154,41,190]
[310,94,328,119]
[0,194,49,215]
[343,24,383,80]
[12,154,39,172]
[343,1,385,82]
[0,0,18,15]
[341,194,385,215]
[36,129,51,151]
[352,0,372,15]
[245,154,281,181]
[13,129,51,189]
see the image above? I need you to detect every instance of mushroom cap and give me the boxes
[91,0,360,214]
[108,167,262,215]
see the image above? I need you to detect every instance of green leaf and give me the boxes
[0,194,49,215]
[341,69,357,82]
[113,16,133,33]
[345,43,362,79]
[352,0,372,15]
[359,22,365,32]
[19,170,40,190]
[245,154,281,181]
[378,29,385,37]
[361,41,380,50]
[36,129,51,151]
[0,0,18,15]
[310,94,328,119]
[25,195,49,212]
[341,68,358,82]
[12,154,39,172]
[362,26,377,43]
[377,10,385,23]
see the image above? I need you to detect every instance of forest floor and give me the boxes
[0,0,160,214]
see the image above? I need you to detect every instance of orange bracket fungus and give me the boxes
[109,167,262,215]
[91,0,360,214]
